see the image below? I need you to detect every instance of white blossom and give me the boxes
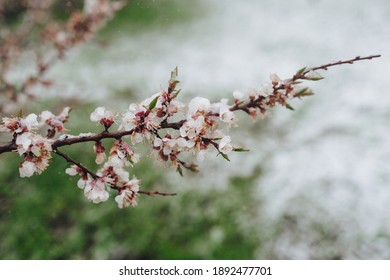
[233,90,244,101]
[65,165,79,176]
[166,100,185,115]
[77,178,88,189]
[115,189,137,208]
[248,88,258,99]
[259,83,274,97]
[114,178,141,208]
[270,73,281,84]
[84,178,109,203]
[20,114,39,132]
[1,114,39,133]
[188,97,211,115]
[19,161,36,178]
[179,116,205,139]
[219,136,233,154]
[211,99,237,125]
[119,103,160,132]
[90,107,115,125]
[115,190,136,208]
[40,111,55,123]
[40,107,71,132]
[153,137,163,148]
[16,133,32,155]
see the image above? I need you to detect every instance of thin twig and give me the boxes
[138,190,177,196]
[308,55,381,73]
[53,147,176,196]
[53,148,99,179]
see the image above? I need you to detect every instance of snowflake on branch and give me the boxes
[0,55,381,208]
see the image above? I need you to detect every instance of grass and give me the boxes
[98,0,201,39]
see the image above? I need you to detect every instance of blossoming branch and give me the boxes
[0,55,381,208]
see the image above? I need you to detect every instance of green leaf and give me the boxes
[296,66,307,75]
[286,103,295,111]
[148,95,160,110]
[309,77,324,81]
[295,87,314,97]
[233,147,250,152]
[176,165,183,176]
[219,152,230,161]
[172,88,181,99]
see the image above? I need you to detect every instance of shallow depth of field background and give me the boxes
[0,0,389,259]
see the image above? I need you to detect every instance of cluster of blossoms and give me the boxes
[0,56,381,208]
[0,108,69,177]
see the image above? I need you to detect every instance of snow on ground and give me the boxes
[48,0,389,258]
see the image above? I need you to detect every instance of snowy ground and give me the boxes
[47,0,390,258]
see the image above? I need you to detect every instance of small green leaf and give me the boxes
[296,66,307,75]
[286,103,295,111]
[219,152,230,161]
[172,88,181,99]
[309,77,324,81]
[295,87,314,97]
[233,147,250,152]
[148,95,160,110]
[176,165,183,176]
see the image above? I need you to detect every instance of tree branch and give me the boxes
[308,55,381,72]
[53,148,99,179]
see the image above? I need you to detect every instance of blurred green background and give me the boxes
[3,0,387,260]
[0,0,269,260]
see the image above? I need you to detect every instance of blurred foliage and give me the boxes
[99,0,200,39]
